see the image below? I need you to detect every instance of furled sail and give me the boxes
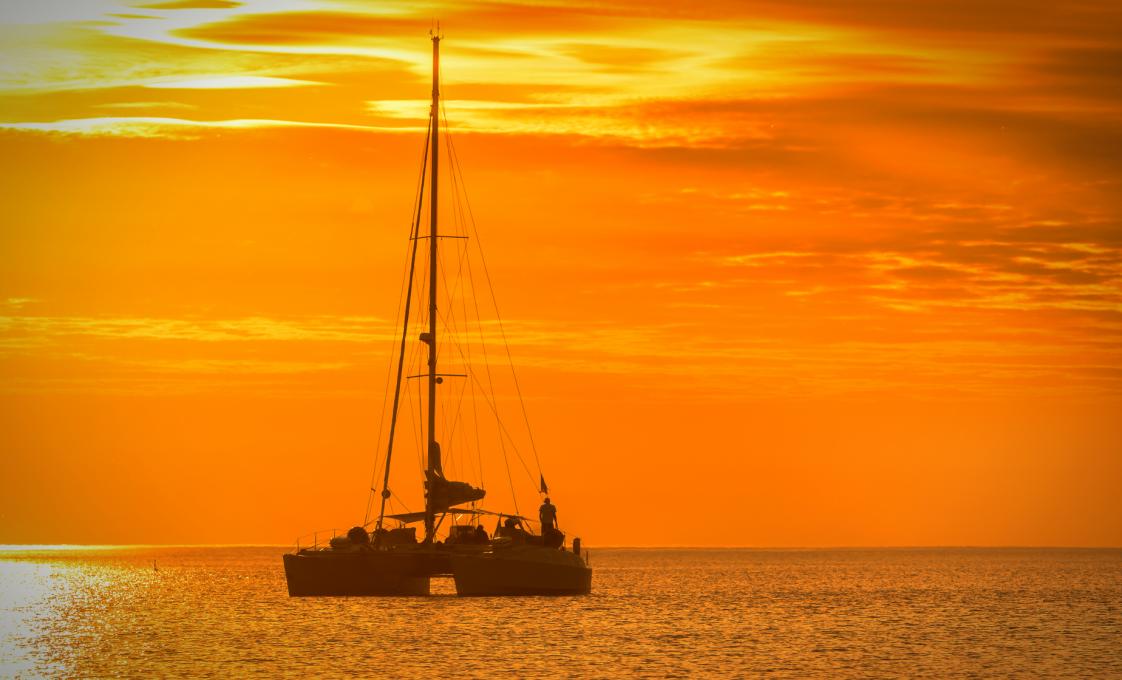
[429,441,443,476]
[425,469,485,512]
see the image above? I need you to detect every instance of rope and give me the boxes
[445,127,547,489]
[367,111,432,527]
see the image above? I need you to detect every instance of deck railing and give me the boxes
[293,527,347,553]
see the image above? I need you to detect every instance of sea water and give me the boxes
[1,547,1119,677]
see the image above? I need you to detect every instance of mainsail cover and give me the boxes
[425,469,485,512]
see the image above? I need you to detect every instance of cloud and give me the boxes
[2,0,1120,403]
[172,11,420,46]
[0,315,391,343]
[7,0,1120,156]
[143,75,321,89]
[4,298,39,310]
[93,100,199,109]
[714,238,1122,315]
[138,0,241,8]
[0,116,416,138]
[3,301,1119,399]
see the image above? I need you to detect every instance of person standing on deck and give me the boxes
[539,497,558,533]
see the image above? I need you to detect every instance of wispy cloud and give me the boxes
[717,241,1122,314]
[143,75,321,88]
[3,305,1119,399]
[4,298,39,310]
[0,315,390,343]
[2,0,1121,404]
[0,116,417,138]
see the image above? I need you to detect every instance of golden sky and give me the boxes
[1,0,1120,546]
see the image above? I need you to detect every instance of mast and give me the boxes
[424,32,441,543]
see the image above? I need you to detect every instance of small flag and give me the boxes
[539,474,549,494]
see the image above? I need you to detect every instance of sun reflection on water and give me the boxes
[2,547,1120,677]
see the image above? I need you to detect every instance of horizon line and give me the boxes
[2,543,1120,551]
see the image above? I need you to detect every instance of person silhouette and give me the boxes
[539,497,557,533]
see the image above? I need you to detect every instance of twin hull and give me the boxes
[451,548,592,596]
[283,546,590,597]
[282,550,434,596]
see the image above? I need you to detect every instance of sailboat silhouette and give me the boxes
[282,32,592,597]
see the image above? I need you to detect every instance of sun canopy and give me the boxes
[385,508,530,524]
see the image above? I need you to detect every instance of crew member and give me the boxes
[501,516,527,542]
[539,497,558,533]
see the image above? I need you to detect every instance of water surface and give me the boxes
[2,547,1119,677]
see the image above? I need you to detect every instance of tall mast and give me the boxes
[424,32,441,543]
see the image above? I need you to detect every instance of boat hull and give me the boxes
[283,550,431,596]
[451,547,592,596]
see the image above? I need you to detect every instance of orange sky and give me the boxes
[1,1,1120,547]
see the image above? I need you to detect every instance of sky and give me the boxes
[1,0,1120,547]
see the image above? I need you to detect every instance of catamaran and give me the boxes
[282,32,592,597]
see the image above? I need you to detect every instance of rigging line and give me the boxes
[439,319,473,445]
[438,358,458,480]
[457,396,476,489]
[368,129,430,523]
[457,234,485,489]
[443,218,473,315]
[439,99,520,511]
[371,222,421,494]
[431,308,471,476]
[404,272,426,382]
[409,378,423,477]
[412,184,430,479]
[366,111,432,526]
[433,180,470,326]
[439,203,483,486]
[447,229,470,305]
[434,260,470,480]
[405,368,422,479]
[403,338,425,477]
[464,269,525,509]
[441,117,461,230]
[441,103,472,298]
[469,369,485,487]
[445,122,474,291]
[462,238,519,513]
[435,272,470,367]
[446,130,546,483]
[433,241,472,388]
[436,248,461,359]
[442,320,538,487]
[394,167,433,507]
[443,109,468,239]
[416,346,425,477]
[402,329,424,478]
[434,242,471,347]
[467,368,538,487]
[436,104,472,360]
[389,488,412,514]
[417,336,424,480]
[375,112,431,530]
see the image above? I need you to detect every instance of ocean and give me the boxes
[1,547,1119,677]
